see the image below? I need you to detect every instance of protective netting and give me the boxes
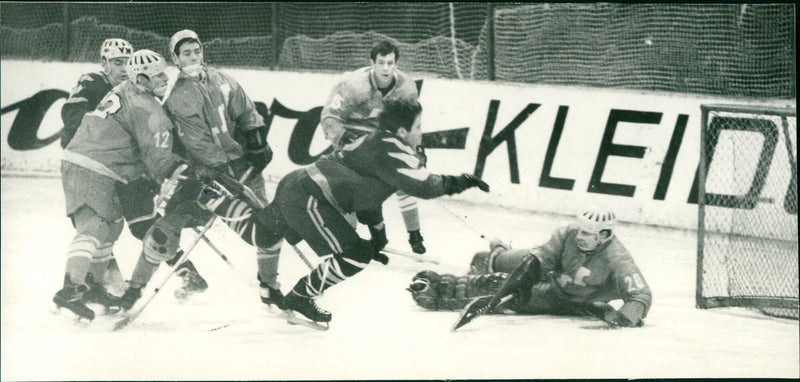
[697,105,798,320]
[486,3,795,97]
[0,3,795,97]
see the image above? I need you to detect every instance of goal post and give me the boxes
[696,103,798,319]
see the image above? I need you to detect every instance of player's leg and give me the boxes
[276,173,370,324]
[196,177,287,308]
[119,202,197,310]
[395,191,425,254]
[55,163,125,320]
[244,173,285,308]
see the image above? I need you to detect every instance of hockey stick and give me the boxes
[209,171,315,271]
[113,169,253,331]
[113,216,216,331]
[192,227,261,287]
[289,244,314,269]
[381,246,441,265]
[433,199,489,242]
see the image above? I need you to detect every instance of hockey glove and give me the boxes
[442,174,490,195]
[606,300,646,327]
[242,125,273,175]
[160,163,205,214]
[408,230,426,254]
[368,223,389,265]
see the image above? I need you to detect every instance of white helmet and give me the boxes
[576,205,616,233]
[170,29,202,55]
[100,38,133,61]
[126,49,167,80]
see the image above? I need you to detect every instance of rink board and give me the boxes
[1,59,795,230]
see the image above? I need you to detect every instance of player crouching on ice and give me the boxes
[408,205,652,330]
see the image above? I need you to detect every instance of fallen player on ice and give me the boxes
[407,205,652,330]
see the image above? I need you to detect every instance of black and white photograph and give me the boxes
[1,2,797,380]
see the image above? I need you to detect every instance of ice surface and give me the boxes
[1,177,798,380]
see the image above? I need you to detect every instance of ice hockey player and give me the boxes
[250,97,490,329]
[54,49,198,323]
[162,29,280,306]
[320,40,428,256]
[59,38,133,298]
[60,38,208,300]
[409,205,652,329]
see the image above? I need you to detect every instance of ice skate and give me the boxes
[51,275,94,324]
[83,273,123,314]
[283,291,331,330]
[452,294,514,332]
[258,274,286,315]
[119,286,142,311]
[173,259,208,301]
[408,230,426,254]
[102,257,128,296]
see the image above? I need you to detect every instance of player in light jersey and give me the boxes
[320,41,428,256]
[61,39,209,301]
[60,38,134,297]
[409,206,653,328]
[162,30,281,307]
[54,50,196,323]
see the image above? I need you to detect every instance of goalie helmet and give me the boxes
[100,38,133,61]
[170,29,202,55]
[126,49,167,80]
[576,205,616,233]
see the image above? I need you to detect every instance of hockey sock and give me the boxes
[129,252,159,289]
[397,193,420,232]
[88,242,114,281]
[65,234,100,286]
[293,254,366,297]
[257,243,281,289]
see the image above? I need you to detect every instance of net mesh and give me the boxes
[0,3,793,97]
[698,105,798,319]
[487,3,795,96]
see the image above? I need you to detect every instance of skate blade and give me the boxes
[263,304,290,319]
[286,311,329,331]
[49,304,93,327]
[85,302,122,316]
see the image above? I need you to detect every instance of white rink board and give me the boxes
[1,59,795,230]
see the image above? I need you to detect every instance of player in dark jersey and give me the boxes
[410,205,653,329]
[194,98,489,328]
[320,41,428,255]
[269,98,489,328]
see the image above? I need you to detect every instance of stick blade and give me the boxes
[112,315,133,331]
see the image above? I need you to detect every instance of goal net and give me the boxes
[697,104,798,319]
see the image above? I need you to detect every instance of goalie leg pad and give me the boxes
[408,270,508,311]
